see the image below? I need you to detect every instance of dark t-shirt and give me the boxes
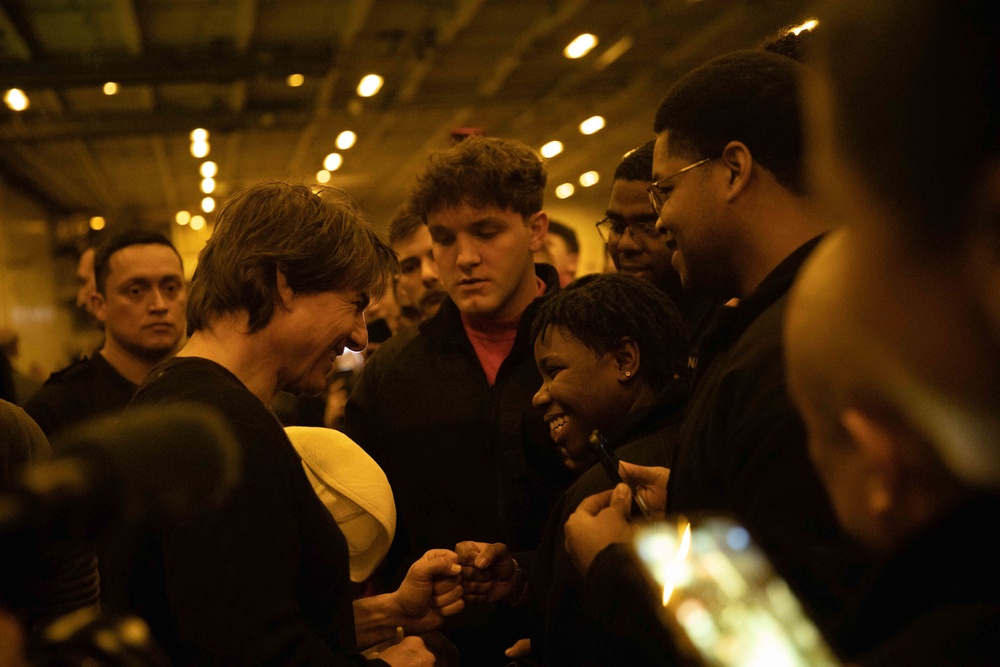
[25,353,137,441]
[107,357,373,665]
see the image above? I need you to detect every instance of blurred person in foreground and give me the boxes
[105,182,464,666]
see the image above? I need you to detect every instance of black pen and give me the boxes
[588,430,650,520]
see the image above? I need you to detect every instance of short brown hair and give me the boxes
[387,204,424,247]
[187,182,398,334]
[409,136,546,220]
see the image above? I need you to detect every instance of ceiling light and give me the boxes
[323,153,343,171]
[335,131,357,150]
[201,196,215,213]
[175,210,191,226]
[103,82,119,96]
[564,33,598,59]
[190,215,206,231]
[191,141,210,158]
[555,183,575,199]
[190,128,208,143]
[286,73,305,87]
[540,141,564,159]
[579,116,605,135]
[89,216,106,231]
[4,88,28,111]
[789,19,819,35]
[200,177,216,194]
[316,169,331,183]
[357,74,384,97]
[199,161,217,178]
[579,171,600,187]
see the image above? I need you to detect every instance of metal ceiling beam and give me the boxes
[0,46,339,89]
[0,107,313,143]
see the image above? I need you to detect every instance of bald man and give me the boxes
[785,229,1000,664]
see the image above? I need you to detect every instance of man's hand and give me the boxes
[454,541,521,604]
[375,635,435,667]
[394,549,465,633]
[564,483,634,575]
[619,461,670,520]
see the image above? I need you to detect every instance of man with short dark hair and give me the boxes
[26,229,187,439]
[534,220,578,288]
[565,50,870,651]
[345,136,572,664]
[388,205,446,329]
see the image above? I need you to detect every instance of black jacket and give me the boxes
[25,353,136,441]
[841,495,1000,665]
[344,264,573,588]
[666,236,873,650]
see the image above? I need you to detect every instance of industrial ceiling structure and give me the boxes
[0,0,815,243]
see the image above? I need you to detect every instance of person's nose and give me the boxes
[421,255,441,287]
[148,288,168,312]
[455,238,481,272]
[532,380,551,408]
[345,312,369,352]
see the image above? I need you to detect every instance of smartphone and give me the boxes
[588,430,649,519]
[632,516,840,666]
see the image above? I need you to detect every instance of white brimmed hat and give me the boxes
[284,426,396,582]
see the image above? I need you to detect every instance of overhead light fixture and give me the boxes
[201,196,215,213]
[323,153,343,171]
[789,19,819,35]
[579,171,600,187]
[540,141,564,159]
[286,73,305,87]
[199,161,217,178]
[564,33,598,59]
[175,210,191,226]
[190,215,206,231]
[200,177,216,194]
[335,131,357,150]
[190,128,209,143]
[579,116,605,135]
[316,169,331,183]
[191,141,210,158]
[357,74,384,97]
[103,82,119,96]
[89,216,106,231]
[4,88,28,111]
[555,183,575,199]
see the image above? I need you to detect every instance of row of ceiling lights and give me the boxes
[549,33,604,200]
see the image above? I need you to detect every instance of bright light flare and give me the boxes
[316,169,331,183]
[555,183,575,199]
[175,210,191,226]
[103,82,119,96]
[199,161,217,178]
[190,215,206,231]
[335,131,357,150]
[286,73,305,87]
[579,115,605,135]
[190,128,208,143]
[201,196,215,213]
[200,177,216,194]
[4,88,28,111]
[357,74,384,97]
[89,216,106,231]
[323,153,343,171]
[190,141,210,158]
[789,19,819,35]
[564,33,598,59]
[540,141,564,158]
[579,171,600,187]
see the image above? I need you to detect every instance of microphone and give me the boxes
[0,403,241,543]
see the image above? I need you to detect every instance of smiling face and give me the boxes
[280,289,369,396]
[532,326,633,469]
[427,203,546,322]
[92,244,186,362]
[392,224,446,322]
[652,133,735,296]
[606,179,680,295]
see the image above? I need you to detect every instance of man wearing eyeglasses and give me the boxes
[599,140,718,338]
[566,49,872,653]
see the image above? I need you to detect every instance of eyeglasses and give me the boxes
[595,213,661,243]
[646,157,714,216]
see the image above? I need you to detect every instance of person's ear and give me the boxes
[90,291,107,324]
[275,268,295,311]
[720,141,753,203]
[840,407,901,518]
[613,337,640,383]
[527,211,549,253]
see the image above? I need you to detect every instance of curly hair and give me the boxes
[186,182,398,334]
[409,136,546,220]
[613,140,655,182]
[530,273,688,391]
[654,50,808,195]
